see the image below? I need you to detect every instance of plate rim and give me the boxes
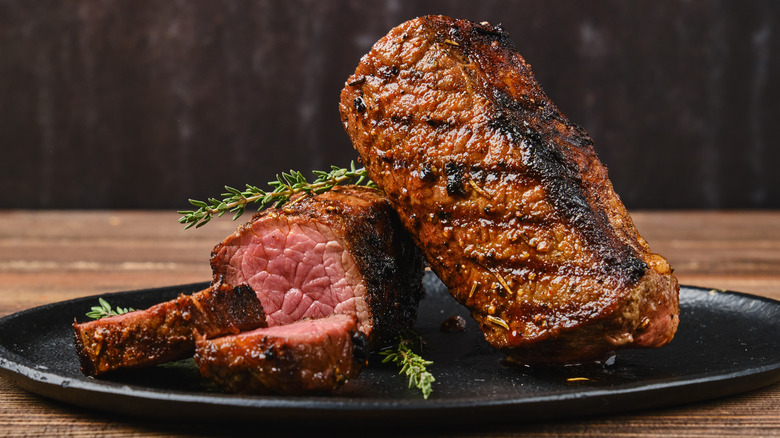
[1,282,779,424]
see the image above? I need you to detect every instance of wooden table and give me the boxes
[1,210,778,436]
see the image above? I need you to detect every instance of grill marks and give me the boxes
[340,15,680,365]
[486,87,647,284]
[342,15,644,282]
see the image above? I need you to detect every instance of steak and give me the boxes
[194,313,368,394]
[73,281,265,376]
[339,15,680,365]
[210,185,425,347]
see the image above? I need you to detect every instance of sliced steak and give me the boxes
[194,313,367,394]
[73,281,265,376]
[340,16,680,365]
[210,185,425,346]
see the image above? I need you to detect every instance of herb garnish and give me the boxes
[86,298,135,319]
[178,162,375,229]
[177,163,435,398]
[380,331,435,399]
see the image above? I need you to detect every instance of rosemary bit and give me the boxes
[178,161,376,229]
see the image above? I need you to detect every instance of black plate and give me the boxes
[1,272,779,425]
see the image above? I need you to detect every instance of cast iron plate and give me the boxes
[0,272,778,425]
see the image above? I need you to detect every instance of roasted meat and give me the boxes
[194,313,368,394]
[210,185,425,347]
[197,185,423,393]
[73,281,265,376]
[339,15,680,365]
[73,186,423,392]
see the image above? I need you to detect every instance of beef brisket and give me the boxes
[340,16,680,365]
[73,281,265,376]
[194,313,368,394]
[210,185,425,347]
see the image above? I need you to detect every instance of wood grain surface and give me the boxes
[0,210,778,437]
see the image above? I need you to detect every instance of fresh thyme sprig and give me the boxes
[380,331,435,399]
[86,298,135,319]
[178,161,376,229]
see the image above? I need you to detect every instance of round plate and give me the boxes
[0,272,778,425]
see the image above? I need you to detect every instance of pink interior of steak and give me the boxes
[218,214,371,333]
[225,313,357,341]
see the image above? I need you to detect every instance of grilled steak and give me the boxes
[339,15,680,365]
[73,281,265,376]
[194,313,368,394]
[210,185,425,346]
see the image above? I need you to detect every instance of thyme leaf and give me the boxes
[379,331,435,399]
[86,298,135,319]
[177,161,376,229]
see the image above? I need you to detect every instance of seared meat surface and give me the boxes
[194,313,368,394]
[74,186,423,393]
[210,185,425,347]
[340,15,679,364]
[73,281,265,376]
[197,186,421,394]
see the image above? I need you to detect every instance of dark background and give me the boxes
[1,0,778,210]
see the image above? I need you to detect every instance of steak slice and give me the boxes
[339,16,680,365]
[194,313,368,394]
[73,281,265,376]
[210,185,425,347]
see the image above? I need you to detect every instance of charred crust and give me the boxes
[390,114,413,126]
[377,65,400,80]
[569,123,595,148]
[472,22,507,38]
[72,320,98,376]
[447,25,462,41]
[419,162,437,182]
[320,188,425,345]
[425,16,517,63]
[232,284,254,298]
[469,165,487,182]
[351,331,370,365]
[605,255,648,284]
[340,15,679,364]
[471,24,516,51]
[444,161,467,197]
[487,88,646,285]
[347,75,366,86]
[354,97,367,113]
[262,344,276,360]
[423,116,450,129]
